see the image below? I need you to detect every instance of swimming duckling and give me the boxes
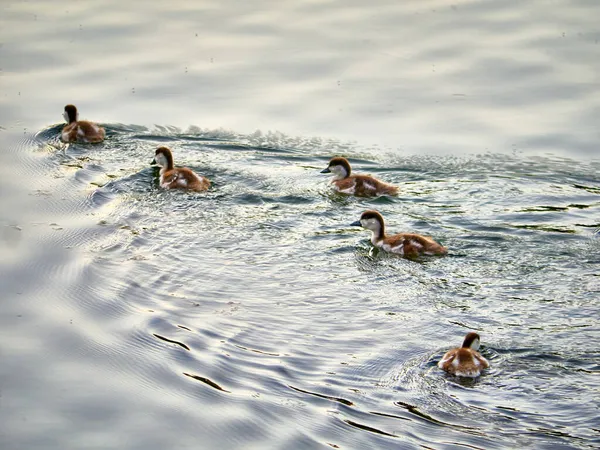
[151,146,210,192]
[350,210,447,257]
[320,157,398,197]
[438,332,490,378]
[61,104,105,143]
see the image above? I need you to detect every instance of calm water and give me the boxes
[1,1,599,449]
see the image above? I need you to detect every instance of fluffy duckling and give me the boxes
[61,104,105,143]
[438,332,490,378]
[320,157,398,197]
[151,146,210,192]
[350,210,447,257]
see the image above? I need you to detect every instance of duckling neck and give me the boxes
[332,165,350,181]
[163,155,175,171]
[160,163,174,174]
[64,111,77,124]
[338,168,351,180]
[370,225,385,244]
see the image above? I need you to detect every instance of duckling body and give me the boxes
[438,332,490,378]
[61,104,105,143]
[321,157,398,197]
[351,210,447,257]
[152,146,210,192]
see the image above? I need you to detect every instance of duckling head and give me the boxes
[321,157,351,180]
[151,146,174,170]
[350,210,385,236]
[462,332,481,351]
[63,104,78,124]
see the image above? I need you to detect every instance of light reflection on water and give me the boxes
[1,126,598,449]
[1,0,600,449]
[1,0,599,156]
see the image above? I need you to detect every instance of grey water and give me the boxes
[1,1,599,449]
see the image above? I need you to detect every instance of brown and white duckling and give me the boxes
[320,157,398,197]
[438,332,490,378]
[151,146,210,192]
[350,210,447,257]
[61,104,105,143]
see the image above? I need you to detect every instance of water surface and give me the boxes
[1,1,599,449]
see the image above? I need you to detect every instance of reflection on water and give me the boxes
[1,0,600,449]
[1,126,598,449]
[1,0,599,156]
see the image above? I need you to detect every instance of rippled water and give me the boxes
[1,1,599,449]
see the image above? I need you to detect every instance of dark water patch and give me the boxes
[129,134,182,143]
[33,124,65,142]
[394,401,484,432]
[362,195,398,206]
[573,184,600,194]
[519,205,569,212]
[510,224,577,234]
[369,411,411,422]
[104,124,150,134]
[343,419,397,437]
[578,221,600,230]
[289,385,354,406]
[88,171,151,204]
[568,203,598,209]
[183,372,230,393]
[272,194,316,205]
[152,333,190,351]
[200,142,301,156]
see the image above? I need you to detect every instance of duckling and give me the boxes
[320,157,398,197]
[350,210,447,257]
[438,332,490,378]
[151,146,210,192]
[61,104,105,143]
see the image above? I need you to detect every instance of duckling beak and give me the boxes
[320,167,331,173]
[350,220,362,227]
[150,158,157,165]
